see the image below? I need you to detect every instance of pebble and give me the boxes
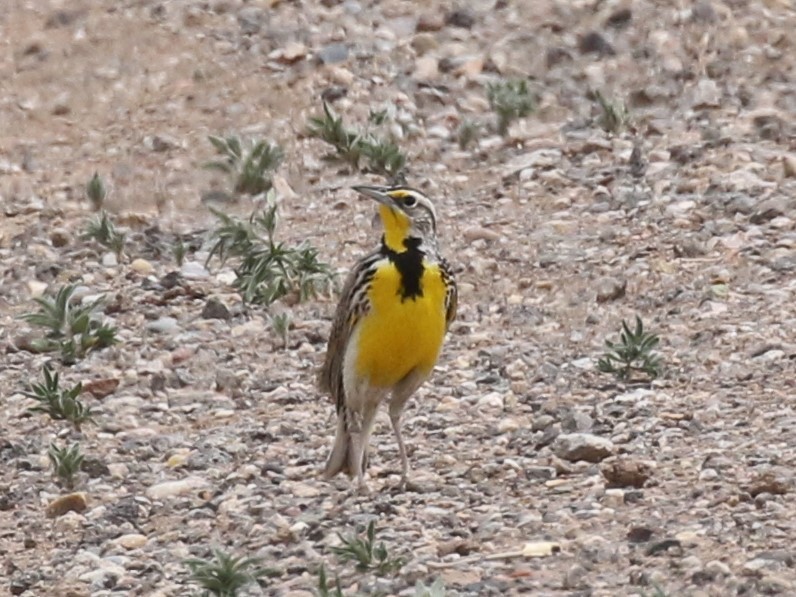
[46,492,88,518]
[180,261,210,279]
[201,297,231,320]
[50,228,70,247]
[27,280,48,298]
[317,43,349,64]
[553,433,615,463]
[102,252,118,267]
[463,226,500,242]
[146,477,209,499]
[130,258,154,275]
[146,317,179,334]
[595,276,626,302]
[476,392,504,410]
[115,533,148,549]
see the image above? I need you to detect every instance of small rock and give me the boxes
[578,32,615,56]
[553,433,614,463]
[602,458,654,488]
[578,535,614,563]
[627,526,655,543]
[130,258,154,275]
[146,476,209,499]
[463,226,500,242]
[445,9,475,29]
[595,276,626,303]
[180,261,209,279]
[146,317,179,334]
[288,482,320,498]
[605,8,632,28]
[745,471,790,497]
[46,492,88,518]
[476,392,504,410]
[751,197,789,224]
[50,228,70,247]
[692,0,717,22]
[201,298,231,320]
[690,78,721,109]
[546,47,572,68]
[237,6,264,34]
[102,252,118,267]
[522,540,560,557]
[272,41,309,64]
[704,560,732,578]
[699,468,719,481]
[411,33,438,55]
[416,13,444,32]
[563,563,587,589]
[321,86,347,103]
[743,558,770,575]
[27,280,48,298]
[317,43,349,64]
[115,533,147,549]
[783,155,796,178]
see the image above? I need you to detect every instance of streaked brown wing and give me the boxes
[318,250,381,411]
[440,257,457,331]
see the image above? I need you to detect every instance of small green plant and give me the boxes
[486,79,535,135]
[82,211,126,257]
[269,313,291,348]
[23,364,92,430]
[597,316,662,381]
[368,108,389,126]
[206,135,283,196]
[307,102,364,170]
[86,172,107,211]
[593,90,630,133]
[316,564,344,597]
[414,578,446,597]
[307,103,408,178]
[48,442,84,490]
[185,549,268,597]
[360,138,406,178]
[207,191,336,306]
[174,238,187,267]
[457,120,480,150]
[20,284,118,364]
[330,521,405,576]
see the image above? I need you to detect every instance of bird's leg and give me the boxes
[389,410,409,489]
[353,404,378,494]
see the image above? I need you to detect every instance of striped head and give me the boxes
[352,185,438,254]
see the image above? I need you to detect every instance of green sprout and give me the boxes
[597,316,662,381]
[593,90,630,133]
[20,284,118,364]
[330,521,405,576]
[48,442,85,490]
[185,549,271,597]
[82,211,126,257]
[486,79,536,135]
[206,135,284,196]
[206,191,336,306]
[86,172,106,211]
[23,364,93,430]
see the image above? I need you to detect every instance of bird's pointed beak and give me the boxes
[352,185,396,208]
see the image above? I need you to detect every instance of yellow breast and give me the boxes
[355,260,448,388]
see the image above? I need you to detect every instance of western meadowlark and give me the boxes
[319,184,457,490]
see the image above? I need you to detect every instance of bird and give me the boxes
[318,184,457,491]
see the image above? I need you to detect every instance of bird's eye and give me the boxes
[403,195,417,207]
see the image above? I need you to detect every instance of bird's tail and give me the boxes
[323,409,360,479]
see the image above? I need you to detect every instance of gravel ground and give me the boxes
[2,1,796,595]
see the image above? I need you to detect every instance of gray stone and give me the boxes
[554,433,614,463]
